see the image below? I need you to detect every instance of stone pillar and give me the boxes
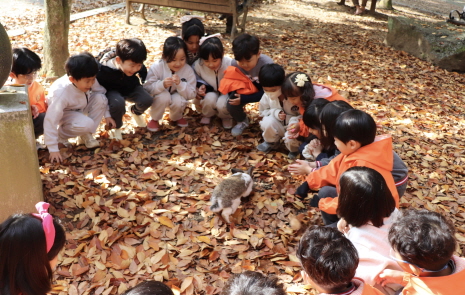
[0,85,43,221]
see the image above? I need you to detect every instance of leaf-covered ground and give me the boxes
[3,0,465,294]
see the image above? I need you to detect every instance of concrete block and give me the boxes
[0,85,43,221]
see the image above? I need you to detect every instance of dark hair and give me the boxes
[258,64,285,87]
[232,34,260,61]
[0,214,66,295]
[162,36,188,63]
[11,48,42,75]
[221,271,286,295]
[281,72,315,110]
[121,281,174,295]
[116,38,147,63]
[337,167,396,228]
[333,110,376,147]
[389,209,456,271]
[297,226,358,289]
[181,18,205,41]
[302,98,330,131]
[319,101,354,149]
[198,37,224,61]
[65,52,99,80]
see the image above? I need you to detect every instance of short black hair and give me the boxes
[303,98,330,130]
[258,64,285,87]
[232,34,260,61]
[198,37,224,61]
[11,47,42,75]
[297,226,358,289]
[221,271,286,295]
[181,18,205,41]
[281,72,315,110]
[337,167,396,228]
[116,38,147,63]
[389,209,456,271]
[121,281,174,295]
[333,109,376,147]
[65,52,99,80]
[162,36,188,63]
[319,100,354,149]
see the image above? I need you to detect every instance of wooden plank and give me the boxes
[129,0,234,14]
[70,3,126,21]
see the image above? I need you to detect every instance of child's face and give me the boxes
[308,127,321,138]
[167,49,187,72]
[117,57,143,76]
[287,96,302,107]
[203,54,222,71]
[186,35,200,54]
[69,76,96,93]
[236,52,260,72]
[334,137,360,155]
[9,71,37,86]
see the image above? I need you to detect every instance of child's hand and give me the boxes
[172,74,181,85]
[105,117,116,129]
[228,93,241,105]
[286,124,300,139]
[31,105,39,119]
[278,111,286,121]
[288,160,312,175]
[376,270,406,287]
[49,151,63,163]
[196,84,206,100]
[309,138,323,157]
[163,77,174,88]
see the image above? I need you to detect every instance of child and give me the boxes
[192,35,232,127]
[305,110,399,225]
[221,271,286,295]
[121,281,174,295]
[337,167,403,294]
[257,63,300,156]
[282,72,348,144]
[45,52,113,163]
[297,226,384,295]
[0,202,66,295]
[180,15,205,65]
[225,34,273,136]
[144,37,196,131]
[376,209,465,294]
[97,38,153,140]
[9,47,47,144]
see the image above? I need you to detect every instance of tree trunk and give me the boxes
[43,0,71,78]
[378,0,393,10]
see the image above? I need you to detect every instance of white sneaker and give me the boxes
[110,129,123,140]
[78,133,99,149]
[231,117,249,136]
[130,107,147,127]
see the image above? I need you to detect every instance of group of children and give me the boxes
[5,14,465,295]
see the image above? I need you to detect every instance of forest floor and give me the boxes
[2,0,465,294]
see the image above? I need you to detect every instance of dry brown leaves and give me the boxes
[4,0,465,294]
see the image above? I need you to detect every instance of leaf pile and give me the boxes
[4,0,465,294]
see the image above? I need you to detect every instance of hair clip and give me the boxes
[294,74,309,87]
[199,33,222,45]
[32,202,56,253]
[180,15,205,24]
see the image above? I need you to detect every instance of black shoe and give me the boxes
[295,182,310,198]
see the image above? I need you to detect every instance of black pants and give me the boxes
[317,186,340,225]
[33,112,46,138]
[107,86,153,128]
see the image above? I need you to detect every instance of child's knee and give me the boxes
[70,117,94,134]
[154,91,171,105]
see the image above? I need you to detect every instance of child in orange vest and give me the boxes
[8,48,47,148]
[297,226,384,295]
[376,209,465,295]
[305,110,399,225]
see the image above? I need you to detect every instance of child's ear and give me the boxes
[257,50,261,57]
[301,270,312,285]
[69,76,77,84]
[9,72,16,79]
[348,140,361,150]
[115,56,122,65]
[409,264,421,276]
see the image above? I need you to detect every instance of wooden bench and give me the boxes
[337,0,377,13]
[126,0,252,39]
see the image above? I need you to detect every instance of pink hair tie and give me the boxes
[32,202,55,253]
[199,33,222,46]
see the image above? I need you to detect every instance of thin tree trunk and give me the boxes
[378,0,393,10]
[43,0,71,78]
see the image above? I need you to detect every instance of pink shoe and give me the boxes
[147,120,160,132]
[200,116,211,125]
[176,118,188,127]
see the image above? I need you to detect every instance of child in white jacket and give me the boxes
[144,37,196,131]
[192,35,233,127]
[44,52,114,163]
[258,64,300,157]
